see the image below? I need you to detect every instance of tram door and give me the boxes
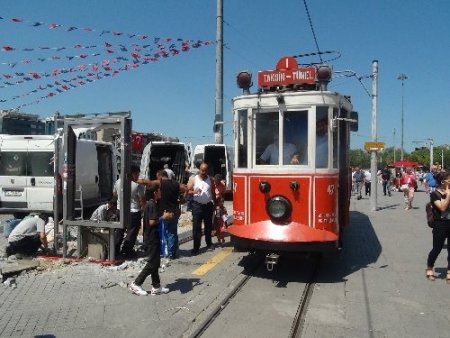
[335,107,351,228]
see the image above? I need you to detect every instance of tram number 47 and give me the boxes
[327,184,335,195]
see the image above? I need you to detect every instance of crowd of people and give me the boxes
[3,161,229,297]
[351,164,449,284]
[352,164,444,210]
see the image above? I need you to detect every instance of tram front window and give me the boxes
[256,111,307,165]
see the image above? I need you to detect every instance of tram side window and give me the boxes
[316,107,329,168]
[237,110,248,168]
[284,111,308,165]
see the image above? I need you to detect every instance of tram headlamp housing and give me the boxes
[266,195,292,223]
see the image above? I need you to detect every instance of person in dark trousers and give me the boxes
[129,186,172,296]
[114,165,146,258]
[6,213,49,257]
[353,167,365,200]
[156,169,186,259]
[425,171,450,283]
[186,162,217,255]
[381,166,392,196]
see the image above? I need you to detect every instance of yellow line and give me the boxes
[192,247,233,276]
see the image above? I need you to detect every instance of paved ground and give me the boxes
[303,185,450,337]
[1,186,449,337]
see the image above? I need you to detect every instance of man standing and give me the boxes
[353,167,365,200]
[114,165,146,258]
[186,162,217,255]
[381,166,392,196]
[6,214,49,257]
[424,165,439,194]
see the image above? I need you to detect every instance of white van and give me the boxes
[191,144,233,196]
[140,141,190,184]
[0,134,119,217]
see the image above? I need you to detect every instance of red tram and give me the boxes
[228,56,358,269]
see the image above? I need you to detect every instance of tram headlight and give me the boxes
[266,195,292,223]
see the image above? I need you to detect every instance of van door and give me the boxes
[26,139,55,212]
[0,149,28,211]
[203,144,232,193]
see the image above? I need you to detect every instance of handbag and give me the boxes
[425,202,436,228]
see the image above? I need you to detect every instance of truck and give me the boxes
[0,134,119,218]
[191,143,233,198]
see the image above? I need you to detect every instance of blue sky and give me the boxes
[1,1,449,151]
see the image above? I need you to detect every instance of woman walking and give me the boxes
[426,171,450,283]
[400,167,416,210]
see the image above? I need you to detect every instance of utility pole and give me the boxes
[427,138,434,169]
[393,128,396,163]
[398,73,407,160]
[370,60,378,212]
[214,0,224,144]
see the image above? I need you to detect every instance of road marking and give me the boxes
[192,247,233,276]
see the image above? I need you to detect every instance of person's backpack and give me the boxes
[425,202,436,228]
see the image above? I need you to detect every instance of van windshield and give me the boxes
[0,151,54,176]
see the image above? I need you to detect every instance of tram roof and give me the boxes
[232,90,352,111]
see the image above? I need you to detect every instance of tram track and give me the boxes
[288,253,321,338]
[187,252,321,338]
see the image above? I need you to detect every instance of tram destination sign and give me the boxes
[258,67,316,87]
[364,141,385,151]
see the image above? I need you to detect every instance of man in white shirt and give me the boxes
[364,170,372,196]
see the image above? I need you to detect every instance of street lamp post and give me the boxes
[393,128,396,163]
[427,138,434,169]
[398,73,408,161]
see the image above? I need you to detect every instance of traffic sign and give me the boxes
[364,141,385,151]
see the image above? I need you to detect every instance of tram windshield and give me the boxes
[256,110,308,166]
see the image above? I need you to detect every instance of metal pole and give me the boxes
[393,128,396,163]
[370,60,378,212]
[429,139,434,169]
[398,73,407,160]
[214,0,223,144]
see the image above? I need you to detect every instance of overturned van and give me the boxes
[0,134,119,217]
[139,141,190,184]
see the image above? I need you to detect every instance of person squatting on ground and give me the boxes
[187,162,217,255]
[353,167,365,200]
[6,213,49,257]
[129,186,172,296]
[89,198,117,222]
[213,174,228,246]
[425,171,450,283]
[114,165,146,258]
[400,167,416,210]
